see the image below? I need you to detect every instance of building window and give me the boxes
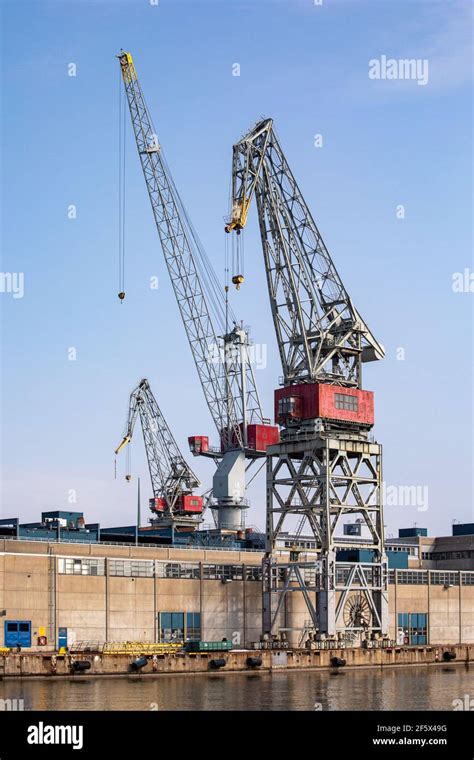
[225,565,243,580]
[163,563,180,579]
[461,572,474,585]
[425,550,473,562]
[202,564,243,581]
[202,564,216,580]
[155,562,200,580]
[158,612,201,643]
[246,566,262,581]
[396,570,428,585]
[430,571,459,586]
[186,613,201,642]
[335,393,358,412]
[398,613,428,645]
[336,567,351,585]
[108,559,153,577]
[303,567,317,585]
[58,558,105,576]
[159,612,184,643]
[386,545,416,556]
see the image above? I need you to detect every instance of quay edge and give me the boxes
[0,643,471,679]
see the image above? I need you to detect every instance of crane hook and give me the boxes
[232,275,244,290]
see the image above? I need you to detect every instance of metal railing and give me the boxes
[69,641,184,655]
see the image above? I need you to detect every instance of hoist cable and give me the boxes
[118,69,123,294]
[118,69,127,299]
[121,93,126,293]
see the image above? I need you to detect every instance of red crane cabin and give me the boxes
[150,495,203,514]
[274,383,374,427]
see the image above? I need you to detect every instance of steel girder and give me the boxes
[263,435,389,637]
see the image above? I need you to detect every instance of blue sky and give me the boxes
[0,0,472,537]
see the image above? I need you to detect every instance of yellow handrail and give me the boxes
[102,641,183,655]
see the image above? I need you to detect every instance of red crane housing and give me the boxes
[274,383,374,428]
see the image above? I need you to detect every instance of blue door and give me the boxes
[397,612,428,645]
[58,627,68,649]
[4,620,31,648]
[416,614,427,645]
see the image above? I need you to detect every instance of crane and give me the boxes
[117,53,279,532]
[115,379,203,529]
[225,118,388,641]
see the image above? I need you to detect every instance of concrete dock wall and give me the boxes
[0,644,471,679]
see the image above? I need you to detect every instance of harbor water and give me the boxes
[1,664,472,711]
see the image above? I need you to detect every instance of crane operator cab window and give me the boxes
[335,393,358,412]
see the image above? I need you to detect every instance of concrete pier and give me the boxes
[0,643,470,679]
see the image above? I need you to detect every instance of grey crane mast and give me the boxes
[226,118,388,643]
[115,379,203,531]
[117,53,278,532]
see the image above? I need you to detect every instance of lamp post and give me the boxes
[136,477,141,546]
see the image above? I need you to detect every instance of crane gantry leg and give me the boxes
[263,433,389,644]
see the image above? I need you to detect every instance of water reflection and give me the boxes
[0,665,471,712]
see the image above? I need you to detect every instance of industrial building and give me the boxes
[1,513,473,650]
